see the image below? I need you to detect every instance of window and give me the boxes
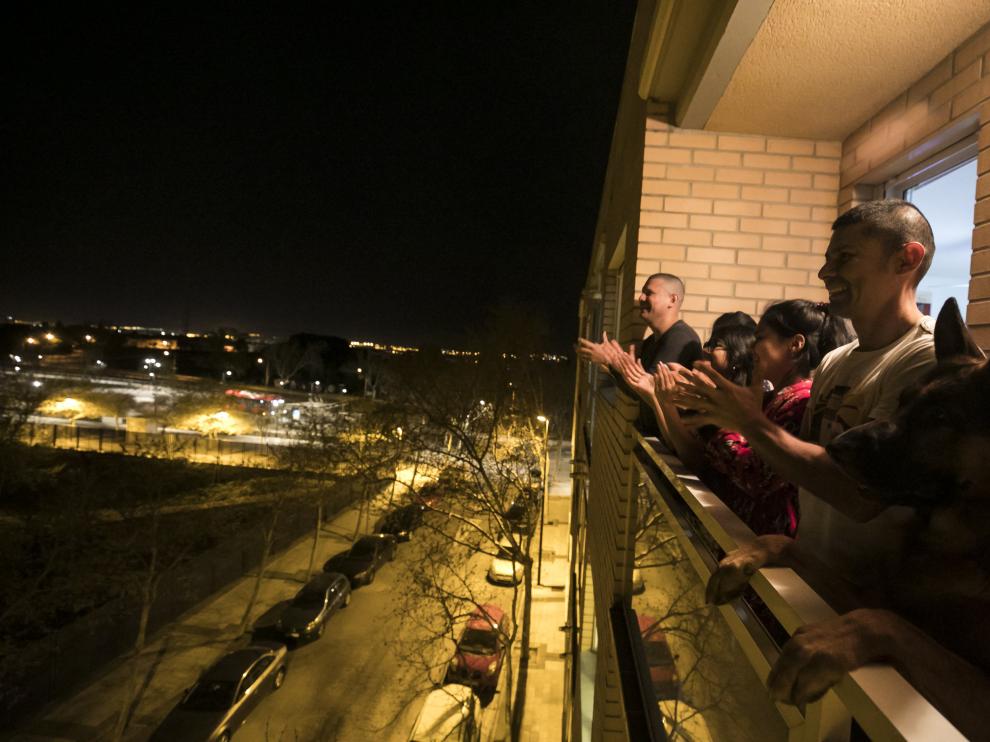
[240,656,273,696]
[887,137,977,317]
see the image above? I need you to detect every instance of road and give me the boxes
[235,516,517,742]
[3,461,527,742]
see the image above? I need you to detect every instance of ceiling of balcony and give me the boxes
[646,0,990,140]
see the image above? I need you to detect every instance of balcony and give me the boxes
[573,386,965,741]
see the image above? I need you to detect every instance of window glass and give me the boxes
[240,657,272,695]
[632,476,788,741]
[905,159,977,318]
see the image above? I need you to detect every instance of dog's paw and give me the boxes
[705,549,762,604]
[767,610,886,706]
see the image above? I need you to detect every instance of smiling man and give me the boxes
[578,273,702,372]
[689,199,938,589]
[578,272,702,433]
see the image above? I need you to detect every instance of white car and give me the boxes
[659,700,713,741]
[487,539,524,585]
[408,683,481,742]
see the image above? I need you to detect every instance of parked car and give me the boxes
[632,568,645,595]
[503,485,540,534]
[276,572,351,641]
[659,700,713,741]
[151,644,288,742]
[639,614,680,700]
[408,683,481,742]
[446,604,509,692]
[375,503,426,541]
[415,481,446,508]
[487,538,524,585]
[323,534,397,586]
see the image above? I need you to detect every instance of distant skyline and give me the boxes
[3,5,635,351]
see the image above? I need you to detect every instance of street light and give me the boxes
[536,414,550,586]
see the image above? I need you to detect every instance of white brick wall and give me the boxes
[638,120,839,336]
[839,21,990,349]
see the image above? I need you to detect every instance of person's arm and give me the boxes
[677,363,884,521]
[766,608,990,741]
[650,365,706,471]
[576,332,615,374]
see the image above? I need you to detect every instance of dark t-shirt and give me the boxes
[638,320,704,371]
[612,319,703,435]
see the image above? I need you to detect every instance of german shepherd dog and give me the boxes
[707,299,990,739]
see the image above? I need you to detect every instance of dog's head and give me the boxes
[827,298,989,511]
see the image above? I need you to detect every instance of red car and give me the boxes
[446,604,509,692]
[639,614,680,700]
[414,481,445,508]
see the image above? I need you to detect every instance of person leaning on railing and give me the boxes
[610,300,853,538]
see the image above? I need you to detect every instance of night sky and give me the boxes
[3,5,635,350]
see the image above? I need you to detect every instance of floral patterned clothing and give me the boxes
[702,379,812,537]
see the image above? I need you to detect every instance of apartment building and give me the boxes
[565,2,990,740]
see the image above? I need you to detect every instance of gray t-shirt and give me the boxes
[798,317,936,587]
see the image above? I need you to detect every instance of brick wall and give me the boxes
[637,118,840,337]
[586,387,639,742]
[838,22,990,348]
[976,111,990,348]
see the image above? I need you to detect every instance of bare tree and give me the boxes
[236,399,407,633]
[380,306,563,742]
[0,373,52,500]
[104,426,220,741]
[266,336,324,388]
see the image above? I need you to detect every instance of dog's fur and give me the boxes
[707,299,990,738]
[826,298,990,672]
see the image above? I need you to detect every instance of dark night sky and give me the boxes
[2,5,635,350]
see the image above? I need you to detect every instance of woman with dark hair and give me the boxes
[615,300,852,536]
[702,323,756,387]
[710,310,757,335]
[609,313,755,478]
[670,299,853,535]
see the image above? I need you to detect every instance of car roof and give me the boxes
[638,614,666,638]
[202,647,270,682]
[410,684,476,741]
[300,573,342,593]
[468,603,505,629]
[396,503,425,513]
[355,535,383,546]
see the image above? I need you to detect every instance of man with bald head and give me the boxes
[578,272,702,432]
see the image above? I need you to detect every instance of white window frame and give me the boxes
[884,134,978,198]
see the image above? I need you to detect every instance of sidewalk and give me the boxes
[516,440,572,742]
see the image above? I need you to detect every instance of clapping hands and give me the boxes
[670,361,764,432]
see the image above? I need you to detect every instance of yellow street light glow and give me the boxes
[53,397,82,413]
[257,357,263,363]
[537,415,547,423]
[213,411,230,420]
[26,337,38,345]
[44,333,56,341]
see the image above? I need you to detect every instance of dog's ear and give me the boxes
[934,298,985,363]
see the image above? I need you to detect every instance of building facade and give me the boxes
[566,2,990,740]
